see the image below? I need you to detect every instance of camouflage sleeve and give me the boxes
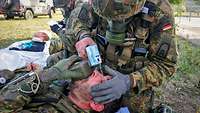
[49,38,64,55]
[0,91,31,112]
[0,73,32,112]
[130,16,178,94]
[58,3,93,53]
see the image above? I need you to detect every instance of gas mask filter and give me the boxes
[106,20,128,45]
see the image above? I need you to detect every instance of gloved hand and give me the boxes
[75,37,96,59]
[68,70,111,112]
[39,55,92,83]
[91,65,131,104]
[50,23,62,34]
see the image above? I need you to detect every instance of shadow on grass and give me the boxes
[0,16,52,21]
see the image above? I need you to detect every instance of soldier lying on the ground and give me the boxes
[0,57,175,113]
[0,55,130,113]
[0,55,96,113]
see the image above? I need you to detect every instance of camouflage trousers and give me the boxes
[0,84,89,113]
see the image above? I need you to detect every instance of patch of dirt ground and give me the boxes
[155,75,200,113]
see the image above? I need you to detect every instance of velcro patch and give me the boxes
[157,43,170,58]
[78,7,89,22]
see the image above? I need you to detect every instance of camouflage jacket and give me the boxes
[0,0,178,113]
[62,0,178,94]
[56,0,86,55]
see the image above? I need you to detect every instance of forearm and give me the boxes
[40,55,92,84]
[130,59,176,94]
[67,3,92,40]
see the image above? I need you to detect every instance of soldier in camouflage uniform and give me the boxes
[61,0,177,112]
[0,55,94,113]
[0,0,177,113]
[47,0,83,67]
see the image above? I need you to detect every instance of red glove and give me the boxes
[75,37,96,59]
[68,70,111,112]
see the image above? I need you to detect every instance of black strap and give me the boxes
[30,97,59,103]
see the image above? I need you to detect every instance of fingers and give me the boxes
[91,81,116,104]
[91,88,113,97]
[101,98,115,104]
[78,49,87,59]
[75,37,96,59]
[91,81,112,92]
[64,55,80,68]
[93,94,115,104]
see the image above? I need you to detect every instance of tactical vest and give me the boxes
[99,17,150,74]
[94,1,169,74]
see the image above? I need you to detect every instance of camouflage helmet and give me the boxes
[92,0,146,20]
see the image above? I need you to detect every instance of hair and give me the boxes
[37,30,52,39]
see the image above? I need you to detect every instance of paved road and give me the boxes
[175,17,200,46]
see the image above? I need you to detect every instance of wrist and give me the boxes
[79,33,92,41]
[77,30,91,40]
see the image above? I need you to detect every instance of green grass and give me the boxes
[0,13,62,48]
[176,38,200,79]
[177,39,200,75]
